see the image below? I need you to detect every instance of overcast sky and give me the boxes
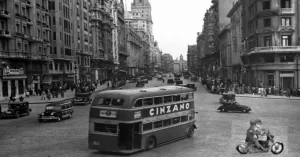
[125,0,212,60]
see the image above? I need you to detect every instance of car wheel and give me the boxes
[187,126,195,138]
[15,113,20,119]
[145,136,156,150]
[56,116,62,122]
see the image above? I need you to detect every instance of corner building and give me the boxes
[0,0,50,99]
[241,0,300,90]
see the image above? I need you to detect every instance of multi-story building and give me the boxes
[218,24,231,79]
[196,33,205,76]
[137,30,150,73]
[111,0,119,68]
[162,53,173,73]
[125,27,142,76]
[187,45,198,74]
[48,0,75,88]
[90,0,114,82]
[0,0,50,99]
[241,0,300,90]
[227,0,243,82]
[73,0,92,83]
[116,0,127,73]
[173,55,187,74]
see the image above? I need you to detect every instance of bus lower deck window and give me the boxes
[173,95,181,102]
[172,117,180,124]
[163,119,171,127]
[154,121,163,128]
[143,123,153,131]
[181,94,189,100]
[163,96,172,103]
[181,116,188,122]
[94,123,117,134]
[188,93,194,99]
[144,98,153,106]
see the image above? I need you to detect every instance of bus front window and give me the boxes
[111,98,124,106]
[134,99,142,108]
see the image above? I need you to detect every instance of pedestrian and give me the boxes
[162,79,165,83]
[47,92,51,100]
[41,91,46,100]
[107,80,110,88]
[61,90,64,98]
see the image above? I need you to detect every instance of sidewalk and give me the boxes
[200,83,300,100]
[0,84,109,104]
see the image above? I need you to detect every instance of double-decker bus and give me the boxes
[88,86,197,153]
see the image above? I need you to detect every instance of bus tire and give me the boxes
[145,136,156,150]
[187,126,195,138]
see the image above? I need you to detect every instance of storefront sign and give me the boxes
[142,103,191,117]
[3,68,24,76]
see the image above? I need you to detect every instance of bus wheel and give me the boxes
[145,136,156,150]
[187,126,195,138]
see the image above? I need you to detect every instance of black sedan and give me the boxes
[217,102,251,113]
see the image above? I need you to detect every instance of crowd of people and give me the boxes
[201,76,300,97]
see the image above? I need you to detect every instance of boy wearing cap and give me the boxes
[245,119,268,151]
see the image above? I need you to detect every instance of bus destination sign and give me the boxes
[143,103,191,117]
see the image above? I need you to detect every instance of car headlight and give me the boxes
[41,113,44,116]
[51,112,54,115]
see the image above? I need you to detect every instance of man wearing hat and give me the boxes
[245,119,268,151]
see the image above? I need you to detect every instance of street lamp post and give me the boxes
[74,66,78,85]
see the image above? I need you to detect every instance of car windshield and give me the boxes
[46,106,62,110]
[8,104,20,109]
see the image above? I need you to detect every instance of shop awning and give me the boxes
[2,75,27,80]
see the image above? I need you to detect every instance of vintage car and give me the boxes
[219,92,236,105]
[141,77,148,84]
[157,75,163,81]
[178,83,197,91]
[136,81,145,87]
[0,101,32,119]
[175,80,183,86]
[147,76,153,80]
[38,101,74,122]
[128,78,137,83]
[217,101,251,113]
[167,79,175,84]
[72,93,92,105]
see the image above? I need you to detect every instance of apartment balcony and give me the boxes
[27,19,33,25]
[90,15,103,21]
[256,26,275,34]
[0,51,31,59]
[0,10,11,19]
[31,54,50,61]
[277,25,295,32]
[247,46,300,55]
[278,8,294,15]
[0,30,12,38]
[51,54,74,61]
[255,9,278,18]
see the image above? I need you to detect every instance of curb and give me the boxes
[200,83,300,100]
[1,86,111,105]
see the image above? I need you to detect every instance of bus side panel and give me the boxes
[88,133,119,152]
[141,122,194,148]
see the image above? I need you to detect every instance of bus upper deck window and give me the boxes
[173,95,181,102]
[188,93,194,99]
[163,96,172,103]
[112,98,124,106]
[134,99,142,108]
[181,94,188,100]
[143,98,153,106]
[154,97,163,105]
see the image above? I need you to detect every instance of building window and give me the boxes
[53,32,56,40]
[262,1,271,10]
[281,0,291,8]
[264,54,275,63]
[280,54,294,62]
[16,23,20,32]
[264,36,272,46]
[263,18,271,27]
[281,17,291,26]
[49,62,53,70]
[267,74,275,86]
[281,35,291,46]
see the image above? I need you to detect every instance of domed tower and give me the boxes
[180,54,183,61]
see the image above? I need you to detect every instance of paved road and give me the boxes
[0,77,299,157]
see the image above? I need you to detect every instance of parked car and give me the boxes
[219,92,236,105]
[72,93,92,105]
[38,101,74,122]
[217,101,251,113]
[128,78,137,83]
[167,79,175,84]
[141,77,148,84]
[178,83,197,91]
[157,75,163,81]
[147,76,153,80]
[175,80,183,86]
[136,81,145,87]
[0,101,32,119]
